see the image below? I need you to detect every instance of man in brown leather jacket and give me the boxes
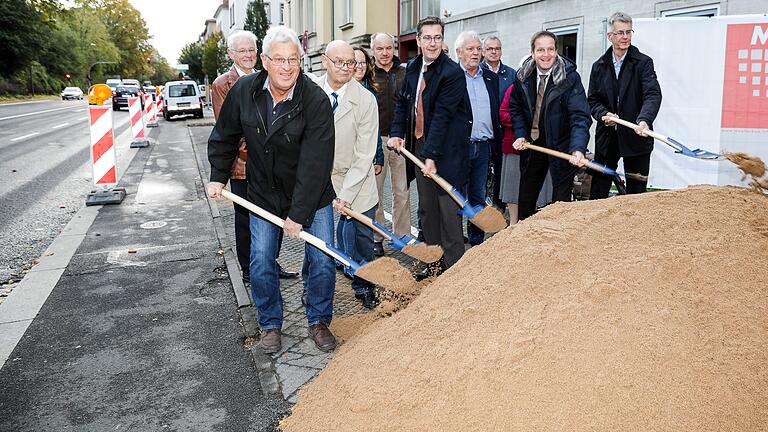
[211,30,297,283]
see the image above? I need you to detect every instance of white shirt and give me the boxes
[414,59,435,111]
[234,65,252,77]
[536,67,550,91]
[322,77,348,107]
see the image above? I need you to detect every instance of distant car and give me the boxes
[199,84,207,102]
[162,80,203,120]
[112,85,145,111]
[122,79,141,87]
[61,87,84,100]
[143,86,157,100]
[105,78,122,92]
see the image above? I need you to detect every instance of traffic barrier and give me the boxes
[156,95,163,115]
[85,104,125,205]
[128,96,149,148]
[144,93,158,128]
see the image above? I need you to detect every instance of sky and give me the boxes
[128,0,221,65]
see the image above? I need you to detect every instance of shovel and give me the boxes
[220,189,416,290]
[398,147,507,233]
[606,115,724,161]
[339,206,443,263]
[519,141,638,195]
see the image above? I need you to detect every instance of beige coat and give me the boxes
[313,75,379,213]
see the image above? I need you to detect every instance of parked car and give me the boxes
[112,85,145,111]
[143,86,157,100]
[61,87,84,100]
[105,78,122,91]
[122,79,141,87]
[198,84,207,102]
[162,80,203,120]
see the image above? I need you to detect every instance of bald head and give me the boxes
[323,40,356,90]
[325,40,354,58]
[371,33,395,69]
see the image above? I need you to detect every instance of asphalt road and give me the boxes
[0,99,133,285]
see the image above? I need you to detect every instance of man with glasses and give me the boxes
[388,16,471,276]
[370,32,410,257]
[211,30,298,286]
[588,11,662,199]
[311,40,380,309]
[207,26,338,354]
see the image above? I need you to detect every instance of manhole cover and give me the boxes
[140,220,167,229]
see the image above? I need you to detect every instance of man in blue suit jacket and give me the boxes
[388,16,472,271]
[455,30,502,246]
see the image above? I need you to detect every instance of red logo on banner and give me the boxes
[721,23,768,128]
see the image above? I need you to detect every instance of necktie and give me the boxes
[331,92,339,113]
[530,74,547,141]
[414,64,428,140]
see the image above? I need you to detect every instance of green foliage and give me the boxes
[244,0,270,69]
[202,32,229,82]
[0,0,48,77]
[148,51,177,86]
[179,42,204,83]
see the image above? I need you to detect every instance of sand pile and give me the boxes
[282,185,768,431]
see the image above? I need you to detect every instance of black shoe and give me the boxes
[301,289,307,306]
[278,263,298,279]
[354,289,378,309]
[413,260,446,281]
[242,273,250,285]
[416,230,425,242]
[373,241,384,257]
[463,235,469,244]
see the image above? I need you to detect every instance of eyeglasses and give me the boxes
[419,35,443,43]
[265,55,300,67]
[610,29,634,37]
[233,48,257,55]
[484,47,501,52]
[324,55,358,69]
[354,62,366,70]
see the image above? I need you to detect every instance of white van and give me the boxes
[162,80,203,120]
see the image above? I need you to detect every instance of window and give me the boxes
[230,1,235,28]
[304,0,315,31]
[169,84,197,97]
[420,0,440,18]
[279,3,284,24]
[400,0,417,34]
[661,4,720,17]
[264,2,271,24]
[550,25,579,64]
[343,0,352,25]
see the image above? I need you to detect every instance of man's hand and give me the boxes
[333,198,349,213]
[602,112,617,126]
[374,164,382,175]
[387,137,404,152]
[512,138,528,151]
[636,120,649,137]
[283,217,303,239]
[569,151,586,167]
[422,159,437,177]
[207,181,225,199]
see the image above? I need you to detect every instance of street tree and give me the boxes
[244,0,270,69]
[202,32,229,83]
[179,42,204,83]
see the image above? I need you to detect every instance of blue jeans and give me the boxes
[466,140,490,246]
[336,205,376,294]
[250,204,335,329]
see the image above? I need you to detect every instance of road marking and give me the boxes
[0,106,73,121]
[79,116,89,121]
[0,99,56,107]
[75,108,86,112]
[52,123,69,129]
[10,132,40,142]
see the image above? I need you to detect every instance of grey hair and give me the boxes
[482,35,501,48]
[608,11,633,32]
[454,30,481,51]
[227,30,257,50]
[370,32,396,48]
[262,25,304,57]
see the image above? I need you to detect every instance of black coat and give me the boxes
[208,71,336,227]
[510,56,592,186]
[588,45,662,157]
[390,52,472,187]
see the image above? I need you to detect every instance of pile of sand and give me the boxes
[282,185,768,431]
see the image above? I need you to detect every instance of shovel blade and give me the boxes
[354,257,419,296]
[401,243,443,263]
[470,205,508,233]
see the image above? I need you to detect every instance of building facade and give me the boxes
[209,0,286,41]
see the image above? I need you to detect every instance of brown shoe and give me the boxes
[258,329,282,354]
[308,323,337,352]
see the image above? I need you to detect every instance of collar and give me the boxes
[536,66,551,77]
[613,50,627,65]
[322,76,349,100]
[485,61,501,73]
[234,65,252,77]
[460,62,483,78]
[263,76,296,102]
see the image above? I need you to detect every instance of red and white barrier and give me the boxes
[128,96,149,147]
[156,96,163,115]
[88,106,117,187]
[144,94,157,128]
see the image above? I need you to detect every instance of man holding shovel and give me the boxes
[207,26,338,354]
[588,11,662,198]
[312,40,381,309]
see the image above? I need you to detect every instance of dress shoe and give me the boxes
[417,230,425,242]
[308,322,337,352]
[278,263,298,279]
[413,260,446,281]
[258,328,282,354]
[373,241,384,257]
[355,289,378,309]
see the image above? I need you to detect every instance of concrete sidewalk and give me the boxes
[0,118,289,431]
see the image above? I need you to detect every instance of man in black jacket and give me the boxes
[207,26,338,355]
[511,31,592,220]
[588,11,662,198]
[388,16,472,270]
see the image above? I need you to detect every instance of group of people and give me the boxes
[206,11,661,354]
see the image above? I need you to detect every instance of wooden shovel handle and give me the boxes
[340,206,391,240]
[523,142,612,175]
[606,116,671,147]
[397,146,465,207]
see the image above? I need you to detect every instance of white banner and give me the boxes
[633,14,768,189]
